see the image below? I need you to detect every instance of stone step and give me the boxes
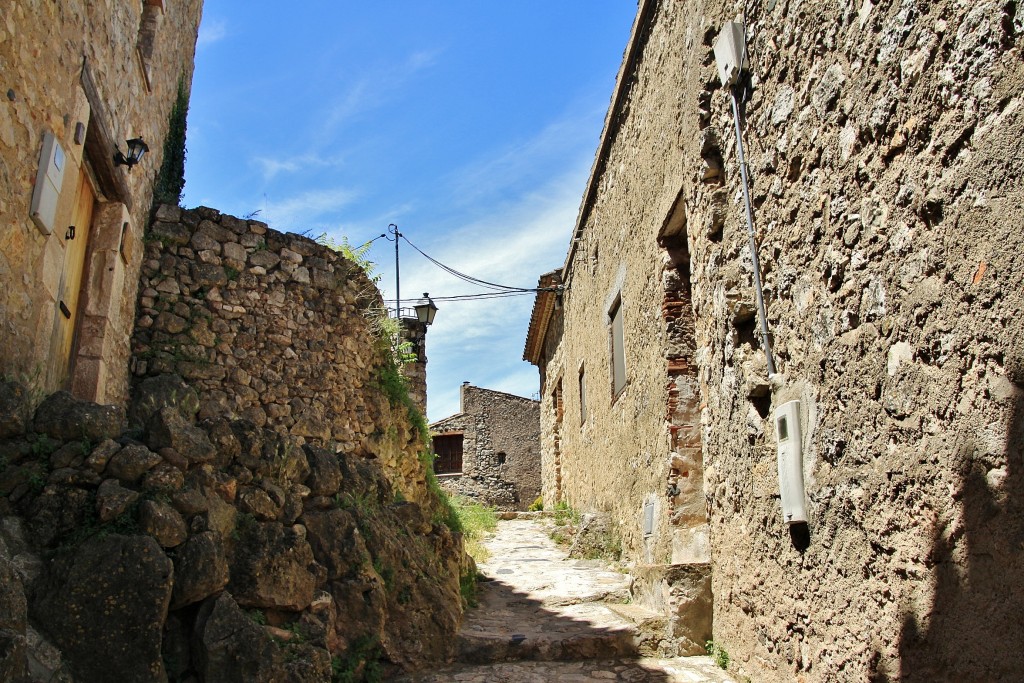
[456,601,639,664]
[627,562,713,657]
[605,602,670,657]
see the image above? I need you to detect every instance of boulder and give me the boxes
[95,478,141,523]
[196,592,333,683]
[238,486,281,521]
[230,521,322,610]
[138,500,188,548]
[171,531,229,609]
[105,443,162,484]
[127,374,200,429]
[32,391,123,442]
[0,381,30,439]
[301,508,369,580]
[32,534,173,682]
[147,407,215,464]
[26,486,93,547]
[304,445,342,497]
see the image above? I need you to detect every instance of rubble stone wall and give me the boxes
[130,205,432,504]
[0,0,203,403]
[534,2,707,567]
[0,378,464,681]
[432,385,541,511]
[671,0,1024,679]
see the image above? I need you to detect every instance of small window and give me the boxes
[432,433,463,474]
[137,1,164,90]
[578,365,587,424]
[496,452,506,465]
[610,297,626,396]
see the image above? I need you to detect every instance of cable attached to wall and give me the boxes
[714,18,776,377]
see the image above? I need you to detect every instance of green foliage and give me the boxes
[317,234,380,285]
[153,77,189,207]
[247,609,267,626]
[451,495,497,563]
[331,636,383,683]
[422,458,461,533]
[706,640,730,670]
[335,490,376,519]
[528,496,544,512]
[553,501,580,527]
[372,558,394,589]
[224,266,240,281]
[29,434,59,459]
[375,359,428,444]
[460,570,478,608]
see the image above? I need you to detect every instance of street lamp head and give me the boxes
[113,137,149,169]
[414,292,438,325]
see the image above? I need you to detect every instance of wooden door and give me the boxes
[54,168,95,387]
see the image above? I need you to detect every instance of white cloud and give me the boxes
[197,18,227,47]
[262,187,360,233]
[320,50,441,134]
[253,153,346,181]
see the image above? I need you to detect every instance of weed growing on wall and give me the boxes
[153,77,189,208]
[706,640,730,669]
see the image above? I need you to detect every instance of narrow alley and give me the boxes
[398,517,736,683]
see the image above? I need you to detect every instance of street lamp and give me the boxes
[414,293,438,325]
[113,137,149,169]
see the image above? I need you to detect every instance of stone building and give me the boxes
[527,0,1024,679]
[0,0,203,405]
[430,383,541,511]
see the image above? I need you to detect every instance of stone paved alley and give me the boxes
[398,518,736,682]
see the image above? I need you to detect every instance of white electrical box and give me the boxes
[714,21,747,88]
[30,131,66,235]
[775,400,808,524]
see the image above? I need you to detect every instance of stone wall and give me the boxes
[529,0,1023,678]
[0,377,465,680]
[131,205,432,505]
[431,384,541,511]
[682,0,1024,678]
[0,0,203,404]
[526,1,708,567]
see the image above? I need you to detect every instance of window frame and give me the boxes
[609,295,627,398]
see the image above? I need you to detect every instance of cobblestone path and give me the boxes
[397,518,736,682]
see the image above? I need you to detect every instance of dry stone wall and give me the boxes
[671,0,1024,680]
[0,378,465,681]
[131,205,430,504]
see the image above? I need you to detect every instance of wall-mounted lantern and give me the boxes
[414,293,438,326]
[113,137,149,169]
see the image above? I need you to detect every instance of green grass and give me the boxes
[450,496,498,563]
[553,501,580,527]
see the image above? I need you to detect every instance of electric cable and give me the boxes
[398,234,539,293]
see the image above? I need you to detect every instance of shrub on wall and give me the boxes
[153,77,189,208]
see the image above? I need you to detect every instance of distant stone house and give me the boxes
[0,0,203,406]
[429,383,541,511]
[527,0,1024,679]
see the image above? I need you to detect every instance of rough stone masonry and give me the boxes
[678,0,1024,680]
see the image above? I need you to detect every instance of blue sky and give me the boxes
[184,2,637,421]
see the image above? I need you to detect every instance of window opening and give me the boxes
[578,364,587,424]
[610,297,626,396]
[432,433,463,474]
